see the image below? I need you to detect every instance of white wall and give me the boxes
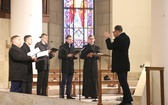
[151,0,168,104]
[112,0,151,72]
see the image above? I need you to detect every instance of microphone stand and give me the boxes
[79,51,81,101]
[59,58,62,98]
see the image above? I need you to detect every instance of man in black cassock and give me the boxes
[80,35,100,99]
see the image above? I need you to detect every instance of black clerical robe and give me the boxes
[80,44,100,98]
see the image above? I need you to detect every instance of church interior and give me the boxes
[0,0,168,105]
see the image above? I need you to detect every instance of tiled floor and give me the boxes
[0,88,123,105]
[49,94,123,105]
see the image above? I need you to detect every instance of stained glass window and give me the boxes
[63,0,94,48]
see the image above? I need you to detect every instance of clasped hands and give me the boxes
[87,52,96,57]
[67,54,78,58]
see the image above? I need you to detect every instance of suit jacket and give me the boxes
[58,42,77,74]
[35,41,53,71]
[21,43,33,82]
[105,32,130,73]
[80,44,100,78]
[9,44,32,81]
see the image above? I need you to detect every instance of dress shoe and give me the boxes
[91,97,97,99]
[59,95,64,98]
[85,96,89,99]
[67,96,75,99]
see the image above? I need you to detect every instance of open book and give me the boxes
[73,50,80,55]
[27,47,40,57]
[36,50,49,58]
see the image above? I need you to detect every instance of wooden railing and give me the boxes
[145,67,165,105]
[133,64,147,105]
[97,54,120,105]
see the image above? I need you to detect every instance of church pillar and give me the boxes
[151,0,168,105]
[11,0,42,47]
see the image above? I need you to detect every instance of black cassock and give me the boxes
[80,44,100,98]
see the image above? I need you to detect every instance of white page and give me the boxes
[27,47,40,56]
[37,50,49,58]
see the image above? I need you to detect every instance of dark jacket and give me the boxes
[105,32,130,73]
[35,41,53,71]
[80,44,100,78]
[21,43,33,82]
[9,44,32,81]
[58,42,77,74]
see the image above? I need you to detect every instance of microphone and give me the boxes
[50,41,60,49]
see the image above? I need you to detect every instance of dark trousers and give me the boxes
[21,82,32,94]
[60,73,73,96]
[10,81,22,92]
[37,70,49,96]
[117,72,133,103]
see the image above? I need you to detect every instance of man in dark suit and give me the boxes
[58,35,77,99]
[104,25,133,105]
[35,33,56,96]
[21,35,34,94]
[80,35,100,99]
[9,35,36,93]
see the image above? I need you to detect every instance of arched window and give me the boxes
[63,0,94,48]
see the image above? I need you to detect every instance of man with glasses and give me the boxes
[104,25,133,105]
[80,35,100,99]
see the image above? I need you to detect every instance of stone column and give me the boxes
[48,0,63,69]
[95,0,112,69]
[11,0,42,48]
[151,0,168,105]
[10,0,42,74]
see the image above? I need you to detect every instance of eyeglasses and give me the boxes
[113,30,119,33]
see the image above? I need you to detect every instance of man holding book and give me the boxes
[80,35,100,99]
[58,35,78,99]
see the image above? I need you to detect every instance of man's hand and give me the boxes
[87,52,94,57]
[104,32,111,38]
[67,54,73,57]
[48,50,51,53]
[51,52,57,57]
[32,57,37,61]
[74,54,78,58]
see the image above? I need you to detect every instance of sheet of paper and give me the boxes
[27,47,40,56]
[36,50,49,58]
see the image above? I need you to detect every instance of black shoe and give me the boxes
[67,96,75,99]
[91,97,97,99]
[85,96,89,99]
[60,95,64,98]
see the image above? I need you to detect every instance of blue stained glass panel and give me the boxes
[64,28,73,40]
[74,28,84,48]
[88,28,93,36]
[84,9,93,28]
[64,9,74,28]
[84,0,93,8]
[64,0,73,8]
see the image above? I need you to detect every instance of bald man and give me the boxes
[9,35,36,93]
